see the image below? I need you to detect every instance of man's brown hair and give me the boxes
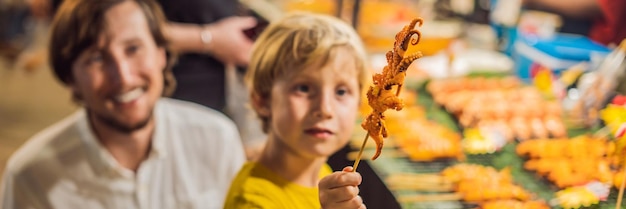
[49,0,177,97]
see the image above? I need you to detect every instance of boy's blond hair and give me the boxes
[247,12,369,133]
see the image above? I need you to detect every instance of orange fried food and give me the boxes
[441,164,533,202]
[441,164,504,183]
[544,115,567,138]
[516,136,611,159]
[361,113,387,160]
[480,200,550,209]
[459,181,530,202]
[391,117,464,161]
[427,77,568,141]
[524,158,613,188]
[361,18,424,160]
[518,136,615,188]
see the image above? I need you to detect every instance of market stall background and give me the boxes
[255,0,626,208]
[2,0,625,208]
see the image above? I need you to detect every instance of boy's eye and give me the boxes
[296,84,309,92]
[336,88,347,96]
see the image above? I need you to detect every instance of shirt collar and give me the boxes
[77,101,168,178]
[76,109,123,177]
[151,101,167,159]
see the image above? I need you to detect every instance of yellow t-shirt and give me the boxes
[223,162,333,209]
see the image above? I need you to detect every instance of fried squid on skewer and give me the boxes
[359,18,424,161]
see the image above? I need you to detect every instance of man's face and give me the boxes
[70,1,166,133]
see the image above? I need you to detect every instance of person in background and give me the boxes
[0,0,30,61]
[223,12,368,209]
[522,0,626,46]
[0,0,245,208]
[157,0,255,110]
[157,0,265,161]
[35,0,265,161]
[42,0,253,107]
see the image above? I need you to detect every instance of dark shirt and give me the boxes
[157,0,240,111]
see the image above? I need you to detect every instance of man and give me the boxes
[0,0,245,208]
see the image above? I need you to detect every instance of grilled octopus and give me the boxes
[361,18,424,160]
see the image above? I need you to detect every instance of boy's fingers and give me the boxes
[319,172,362,189]
[338,195,364,209]
[342,166,354,172]
[322,194,364,209]
[325,185,360,202]
[359,203,367,209]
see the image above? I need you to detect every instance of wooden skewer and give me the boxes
[350,136,396,149]
[617,165,626,209]
[388,179,454,188]
[346,149,407,161]
[388,183,455,192]
[386,174,454,192]
[352,134,370,172]
[396,84,402,96]
[386,173,448,183]
[397,193,462,203]
[352,36,411,172]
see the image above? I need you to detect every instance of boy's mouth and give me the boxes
[304,127,334,138]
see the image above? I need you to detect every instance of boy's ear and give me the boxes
[251,93,271,117]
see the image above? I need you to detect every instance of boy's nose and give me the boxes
[313,94,333,119]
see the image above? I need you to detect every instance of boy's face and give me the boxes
[69,1,166,133]
[265,48,361,158]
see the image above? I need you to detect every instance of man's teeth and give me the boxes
[115,88,144,103]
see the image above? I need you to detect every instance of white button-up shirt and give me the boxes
[0,98,246,209]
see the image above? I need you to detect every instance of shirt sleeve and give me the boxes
[0,170,41,209]
[0,171,14,209]
[0,169,52,209]
[224,128,246,179]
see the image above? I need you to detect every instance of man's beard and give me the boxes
[89,111,153,134]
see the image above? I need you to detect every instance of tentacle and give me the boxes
[371,119,385,160]
[397,52,423,73]
[385,51,393,64]
[371,136,383,160]
[408,30,421,47]
[401,30,420,51]
[408,18,424,30]
[400,18,423,50]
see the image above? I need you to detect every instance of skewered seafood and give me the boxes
[524,158,613,188]
[479,200,550,209]
[516,136,612,159]
[517,136,615,188]
[360,18,424,160]
[427,77,567,141]
[386,109,464,161]
[555,186,602,209]
[441,164,534,201]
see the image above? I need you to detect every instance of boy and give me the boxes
[223,12,369,209]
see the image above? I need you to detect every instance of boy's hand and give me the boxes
[319,166,366,209]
